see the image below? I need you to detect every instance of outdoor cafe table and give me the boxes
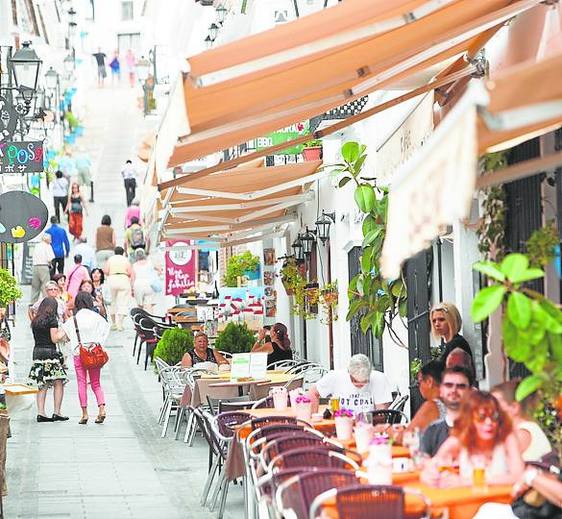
[320,481,513,519]
[180,371,295,407]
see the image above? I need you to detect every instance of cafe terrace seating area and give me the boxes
[127,306,515,519]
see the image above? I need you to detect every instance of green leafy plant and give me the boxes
[153,328,193,366]
[318,282,338,324]
[303,139,322,148]
[223,251,260,287]
[471,253,562,401]
[410,358,422,382]
[332,141,407,345]
[215,322,255,354]
[526,220,558,268]
[0,269,22,308]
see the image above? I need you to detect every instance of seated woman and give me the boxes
[181,332,229,368]
[491,380,552,462]
[401,360,445,439]
[430,302,473,363]
[422,390,524,487]
[251,323,293,366]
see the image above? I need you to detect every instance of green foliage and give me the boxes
[0,269,22,308]
[471,252,562,404]
[410,358,422,381]
[279,258,314,319]
[526,221,558,268]
[332,141,407,343]
[477,186,506,261]
[223,251,260,287]
[215,322,255,354]
[153,328,193,366]
[303,139,322,148]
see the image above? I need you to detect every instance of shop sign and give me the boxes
[0,190,48,243]
[251,121,309,155]
[0,141,44,174]
[165,240,197,296]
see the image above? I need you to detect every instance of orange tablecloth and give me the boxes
[321,481,513,519]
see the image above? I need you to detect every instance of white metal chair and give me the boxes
[159,366,189,438]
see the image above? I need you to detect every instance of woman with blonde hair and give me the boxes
[430,302,473,363]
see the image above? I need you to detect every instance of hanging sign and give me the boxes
[0,141,44,174]
[0,190,48,243]
[165,240,197,296]
[251,121,309,155]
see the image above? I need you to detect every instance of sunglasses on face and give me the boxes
[442,382,468,390]
[474,410,500,423]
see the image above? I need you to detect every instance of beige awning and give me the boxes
[159,160,323,245]
[156,0,539,175]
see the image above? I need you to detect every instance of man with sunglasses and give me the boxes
[420,365,472,457]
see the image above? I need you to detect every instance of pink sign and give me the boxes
[165,240,197,296]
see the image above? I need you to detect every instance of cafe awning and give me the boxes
[154,0,540,180]
[159,160,323,245]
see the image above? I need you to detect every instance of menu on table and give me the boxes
[230,352,268,381]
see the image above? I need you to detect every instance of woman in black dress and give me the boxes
[252,322,293,366]
[430,302,474,363]
[27,297,69,422]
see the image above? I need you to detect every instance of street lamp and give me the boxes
[68,8,78,38]
[315,211,336,244]
[44,67,58,90]
[204,35,213,49]
[10,41,42,93]
[136,56,150,82]
[292,235,305,261]
[216,3,227,24]
[208,23,220,42]
[63,54,75,75]
[301,227,317,256]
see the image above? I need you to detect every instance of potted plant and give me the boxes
[302,139,323,161]
[319,282,338,323]
[223,251,260,287]
[0,268,22,310]
[279,258,306,296]
[214,322,255,354]
[334,408,354,440]
[153,328,193,366]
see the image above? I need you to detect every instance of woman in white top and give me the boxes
[492,380,552,461]
[422,390,524,487]
[131,249,156,312]
[61,291,110,424]
[103,246,134,331]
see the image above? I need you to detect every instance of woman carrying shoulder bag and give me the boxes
[62,291,110,424]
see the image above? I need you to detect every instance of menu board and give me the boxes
[230,352,268,380]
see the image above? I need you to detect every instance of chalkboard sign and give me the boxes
[0,141,44,174]
[20,241,35,285]
[0,191,48,243]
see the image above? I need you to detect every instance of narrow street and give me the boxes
[4,83,244,519]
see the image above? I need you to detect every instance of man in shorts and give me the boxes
[93,48,107,87]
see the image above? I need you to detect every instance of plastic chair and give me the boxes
[277,468,359,519]
[219,400,257,413]
[285,362,320,375]
[389,394,409,413]
[266,359,301,371]
[310,484,406,519]
[270,447,360,472]
[251,415,297,430]
[260,432,328,471]
[372,409,409,425]
[250,396,273,409]
[206,394,251,415]
[159,366,189,438]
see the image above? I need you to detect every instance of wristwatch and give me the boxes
[524,468,539,487]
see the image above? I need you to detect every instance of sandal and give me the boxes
[95,414,106,424]
[79,417,88,425]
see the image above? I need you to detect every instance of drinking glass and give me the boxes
[472,455,487,489]
[330,397,340,412]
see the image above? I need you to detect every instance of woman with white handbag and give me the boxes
[61,292,110,425]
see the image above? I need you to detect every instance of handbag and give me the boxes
[74,316,109,369]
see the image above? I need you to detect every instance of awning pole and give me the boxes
[476,151,562,190]
[158,66,475,191]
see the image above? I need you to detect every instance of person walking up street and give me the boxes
[73,237,96,273]
[124,217,145,261]
[121,160,137,206]
[66,182,87,241]
[66,255,90,300]
[104,247,134,331]
[27,297,69,422]
[52,171,69,222]
[62,292,110,425]
[31,234,55,304]
[93,48,107,87]
[45,216,70,275]
[95,215,116,267]
[132,249,157,312]
[124,49,136,88]
[109,51,121,85]
[125,198,141,228]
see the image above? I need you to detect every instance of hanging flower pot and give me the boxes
[302,146,322,161]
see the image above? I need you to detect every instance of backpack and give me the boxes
[130,225,145,248]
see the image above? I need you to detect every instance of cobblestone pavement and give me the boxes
[4,84,245,519]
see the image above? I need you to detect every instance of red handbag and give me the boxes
[74,316,109,369]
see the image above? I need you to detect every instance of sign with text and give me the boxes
[249,352,268,379]
[230,353,268,380]
[0,141,44,174]
[251,121,309,155]
[165,240,197,296]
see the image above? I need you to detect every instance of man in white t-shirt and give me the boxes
[309,354,393,414]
